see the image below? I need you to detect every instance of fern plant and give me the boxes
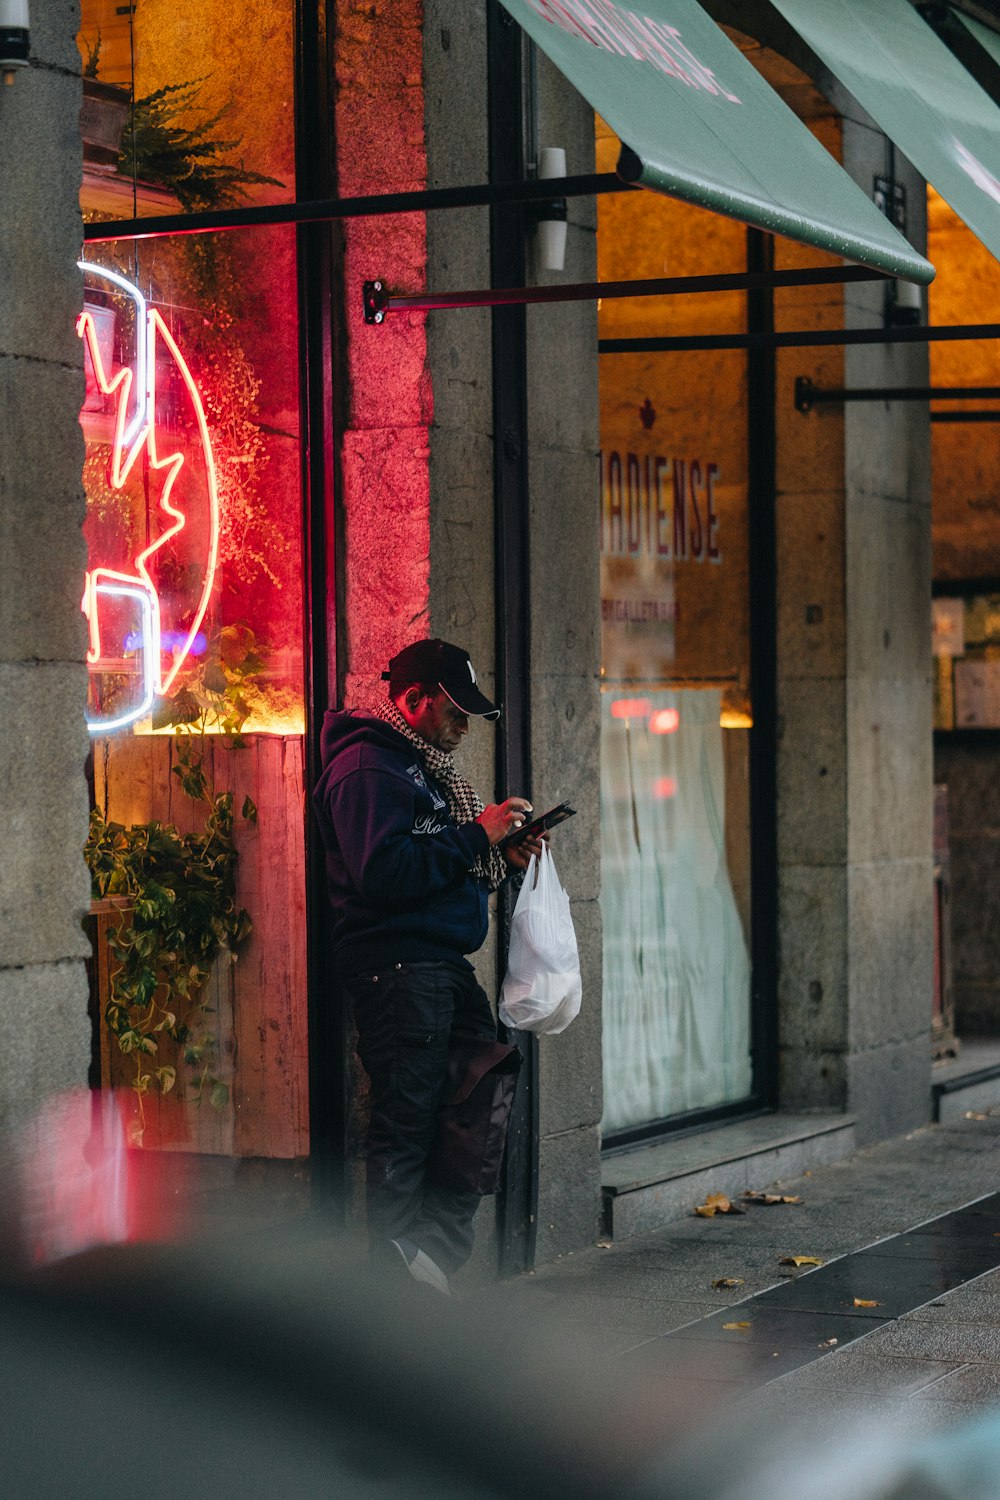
[122,80,283,211]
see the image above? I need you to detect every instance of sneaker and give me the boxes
[390,1236,454,1297]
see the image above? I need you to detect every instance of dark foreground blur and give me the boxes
[4,1092,1000,1499]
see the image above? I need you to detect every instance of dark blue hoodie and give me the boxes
[312,709,493,976]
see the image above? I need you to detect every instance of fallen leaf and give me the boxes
[596,1239,613,1249]
[779,1255,824,1268]
[712,1277,745,1289]
[742,1191,803,1206]
[694,1192,745,1218]
[818,1337,839,1348]
[722,1321,751,1330]
[853,1298,880,1308]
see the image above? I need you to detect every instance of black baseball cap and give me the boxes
[382,638,500,720]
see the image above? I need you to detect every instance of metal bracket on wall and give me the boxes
[362,265,887,325]
[796,374,1000,421]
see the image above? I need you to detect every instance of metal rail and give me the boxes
[796,375,1000,411]
[361,264,887,322]
[82,173,636,244]
[598,323,1000,353]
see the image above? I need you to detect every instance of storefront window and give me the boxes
[597,118,753,1134]
[79,0,294,220]
[934,594,1000,730]
[79,3,308,1161]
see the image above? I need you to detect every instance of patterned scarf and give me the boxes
[368,699,508,892]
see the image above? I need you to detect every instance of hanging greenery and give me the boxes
[122,80,284,212]
[84,628,265,1121]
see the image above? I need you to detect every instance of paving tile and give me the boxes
[623,1329,821,1385]
[667,1304,886,1350]
[543,1296,720,1353]
[759,1250,996,1319]
[751,1346,959,1397]
[862,1231,1000,1269]
[908,1198,1000,1234]
[910,1362,1000,1403]
[902,1284,1000,1325]
[862,1319,1000,1363]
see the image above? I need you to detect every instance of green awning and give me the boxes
[501,0,932,283]
[770,0,1000,267]
[955,8,1000,85]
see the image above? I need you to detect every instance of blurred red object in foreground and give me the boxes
[16,1089,188,1266]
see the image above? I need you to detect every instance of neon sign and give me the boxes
[78,263,220,734]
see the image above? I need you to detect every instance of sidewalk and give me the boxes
[469,1107,1000,1446]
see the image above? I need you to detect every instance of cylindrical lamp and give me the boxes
[0,0,29,86]
[537,146,568,273]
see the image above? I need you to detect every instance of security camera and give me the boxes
[1,0,29,86]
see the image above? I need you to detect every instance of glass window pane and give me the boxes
[597,119,753,1133]
[82,228,308,1159]
[78,0,296,220]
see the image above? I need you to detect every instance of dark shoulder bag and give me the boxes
[426,1039,521,1196]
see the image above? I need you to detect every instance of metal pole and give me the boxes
[363,264,886,320]
[488,0,538,1281]
[83,173,635,244]
[599,323,1000,354]
[796,375,1000,411]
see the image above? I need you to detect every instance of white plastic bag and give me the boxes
[499,843,581,1035]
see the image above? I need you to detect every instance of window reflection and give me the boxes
[597,116,753,1133]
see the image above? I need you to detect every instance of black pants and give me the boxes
[344,960,495,1276]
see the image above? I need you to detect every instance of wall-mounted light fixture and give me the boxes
[533,146,568,273]
[885,276,923,328]
[0,0,29,87]
[873,158,923,328]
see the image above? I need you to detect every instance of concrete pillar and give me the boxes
[841,118,933,1140]
[0,5,92,1137]
[526,50,602,1262]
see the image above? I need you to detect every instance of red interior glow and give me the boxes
[610,697,652,719]
[649,707,680,734]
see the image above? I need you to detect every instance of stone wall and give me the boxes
[526,49,602,1262]
[335,0,433,710]
[0,3,92,1139]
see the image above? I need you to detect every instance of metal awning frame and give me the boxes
[81,173,634,244]
[82,174,1000,349]
[362,264,889,322]
[796,374,1000,421]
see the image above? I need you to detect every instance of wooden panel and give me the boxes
[93,734,309,1158]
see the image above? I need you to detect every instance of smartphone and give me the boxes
[499,801,576,848]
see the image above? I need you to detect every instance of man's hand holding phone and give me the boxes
[477,797,534,846]
[477,799,576,871]
[503,826,546,872]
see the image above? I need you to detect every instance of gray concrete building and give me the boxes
[3,0,999,1270]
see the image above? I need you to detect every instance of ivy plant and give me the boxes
[85,626,263,1122]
